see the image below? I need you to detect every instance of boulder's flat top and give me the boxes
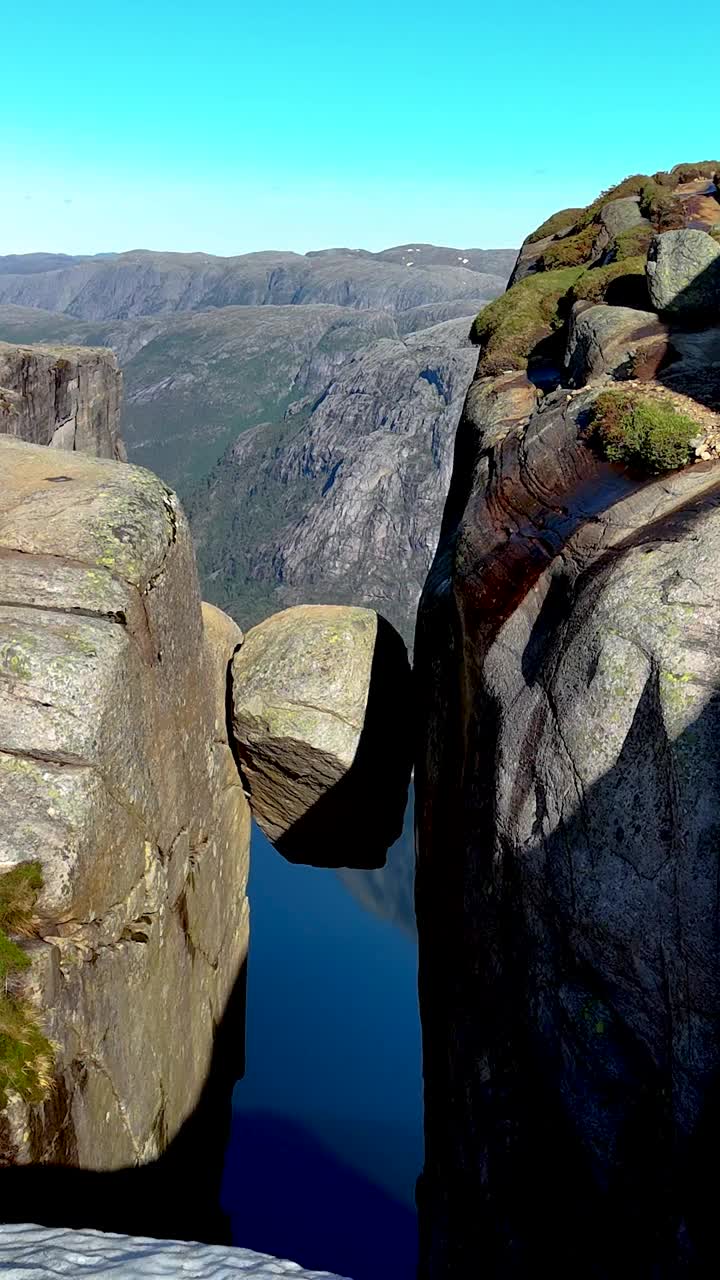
[0,1224,351,1279]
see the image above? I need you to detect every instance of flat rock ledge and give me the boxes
[0,1224,351,1279]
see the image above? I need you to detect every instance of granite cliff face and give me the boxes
[0,342,124,459]
[191,318,479,644]
[0,439,251,1175]
[415,163,720,1274]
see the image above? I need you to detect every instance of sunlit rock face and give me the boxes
[0,341,124,459]
[231,604,412,869]
[0,438,250,1178]
[415,164,720,1277]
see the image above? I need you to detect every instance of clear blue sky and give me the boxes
[1,0,717,255]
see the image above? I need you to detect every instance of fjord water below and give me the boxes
[221,796,422,1280]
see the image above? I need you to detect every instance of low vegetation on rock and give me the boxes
[471,266,584,374]
[588,389,697,473]
[526,207,584,244]
[0,863,53,1107]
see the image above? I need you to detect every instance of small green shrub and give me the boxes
[639,180,684,231]
[0,863,43,936]
[538,224,598,270]
[526,207,585,244]
[471,266,585,375]
[671,161,720,182]
[588,390,697,473]
[611,225,655,262]
[0,863,53,1108]
[652,169,680,189]
[568,257,648,308]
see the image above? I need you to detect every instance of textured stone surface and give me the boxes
[0,1224,350,1278]
[599,195,646,239]
[231,604,412,868]
[0,342,124,459]
[646,229,720,314]
[415,360,720,1274]
[0,438,250,1173]
[565,303,670,385]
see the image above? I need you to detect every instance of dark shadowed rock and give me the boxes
[231,605,412,869]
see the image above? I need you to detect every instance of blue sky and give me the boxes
[1,0,718,255]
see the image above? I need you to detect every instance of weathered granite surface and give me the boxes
[0,438,250,1172]
[0,1224,350,1279]
[416,164,720,1277]
[231,604,412,868]
[0,341,124,459]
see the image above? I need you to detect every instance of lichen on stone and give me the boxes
[0,863,54,1108]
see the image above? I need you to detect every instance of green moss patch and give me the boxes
[611,225,655,262]
[671,161,720,183]
[639,180,685,231]
[471,267,585,376]
[526,207,584,244]
[0,863,53,1109]
[568,257,648,309]
[588,390,697,473]
[538,224,599,270]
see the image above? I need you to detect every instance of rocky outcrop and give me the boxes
[231,604,412,868]
[0,342,124,459]
[646,228,720,314]
[416,163,720,1276]
[0,438,250,1174]
[0,1223,350,1279]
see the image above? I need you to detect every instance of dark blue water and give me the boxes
[221,796,421,1280]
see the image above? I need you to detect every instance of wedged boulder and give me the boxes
[565,302,671,385]
[0,438,250,1197]
[231,604,412,869]
[0,341,124,459]
[646,229,720,314]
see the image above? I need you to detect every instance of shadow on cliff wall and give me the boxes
[0,958,248,1246]
[223,1109,418,1280]
[417,478,720,1276]
[268,614,414,872]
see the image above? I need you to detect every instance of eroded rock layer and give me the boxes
[0,439,250,1177]
[416,163,720,1275]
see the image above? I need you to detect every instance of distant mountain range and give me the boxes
[0,243,517,640]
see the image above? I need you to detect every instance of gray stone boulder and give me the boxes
[599,195,646,239]
[0,341,124,459]
[231,604,412,868]
[0,438,250,1187]
[565,303,671,385]
[646,229,720,314]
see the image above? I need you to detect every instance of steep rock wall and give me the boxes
[0,438,250,1176]
[0,341,124,459]
[416,164,720,1275]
